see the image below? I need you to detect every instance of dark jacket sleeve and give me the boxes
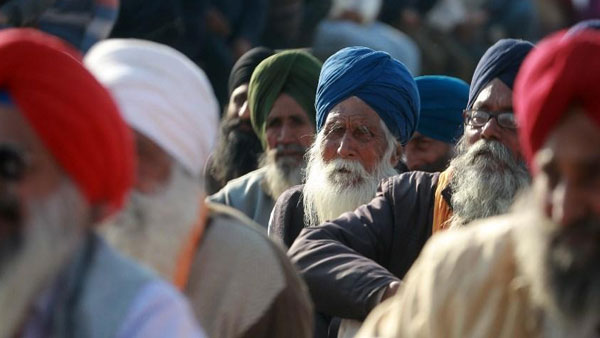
[268,185,305,248]
[288,178,400,320]
[288,172,438,320]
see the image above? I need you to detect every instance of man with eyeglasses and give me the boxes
[358,27,600,338]
[288,39,534,331]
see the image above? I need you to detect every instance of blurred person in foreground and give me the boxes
[0,29,201,338]
[288,38,533,334]
[209,50,322,228]
[88,39,313,338]
[358,28,600,338]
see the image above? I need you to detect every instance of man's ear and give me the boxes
[389,144,403,167]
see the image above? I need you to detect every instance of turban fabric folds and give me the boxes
[0,29,135,216]
[566,19,600,36]
[316,46,419,144]
[468,39,534,109]
[415,76,469,144]
[228,47,275,95]
[85,39,220,178]
[248,50,322,148]
[0,29,134,217]
[514,30,600,169]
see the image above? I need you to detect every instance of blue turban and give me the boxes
[467,39,534,109]
[415,76,469,144]
[566,19,600,37]
[315,46,420,144]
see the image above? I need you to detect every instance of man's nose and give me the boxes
[238,101,250,120]
[480,117,502,141]
[336,133,357,160]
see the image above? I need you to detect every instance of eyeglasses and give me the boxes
[463,109,517,130]
[0,145,28,181]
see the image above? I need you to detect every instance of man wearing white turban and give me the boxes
[86,39,313,338]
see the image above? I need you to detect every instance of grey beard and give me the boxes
[101,164,201,281]
[259,146,305,200]
[0,180,88,338]
[302,135,398,227]
[448,137,530,228]
[512,191,600,336]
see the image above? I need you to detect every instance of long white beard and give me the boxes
[0,180,87,338]
[100,165,201,281]
[302,140,398,227]
[448,137,530,229]
[260,148,305,200]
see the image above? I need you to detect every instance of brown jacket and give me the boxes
[288,171,444,320]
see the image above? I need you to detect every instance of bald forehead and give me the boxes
[472,78,513,112]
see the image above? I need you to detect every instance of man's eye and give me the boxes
[267,119,281,128]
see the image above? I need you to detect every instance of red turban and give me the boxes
[0,29,134,218]
[514,30,600,172]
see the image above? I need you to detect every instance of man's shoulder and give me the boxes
[384,170,440,190]
[275,184,304,206]
[222,167,268,190]
[189,203,292,336]
[360,215,532,338]
[409,215,520,294]
[208,167,267,200]
[204,202,287,265]
[422,214,518,265]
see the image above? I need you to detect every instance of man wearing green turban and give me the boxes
[209,50,322,228]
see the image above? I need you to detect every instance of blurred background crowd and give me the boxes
[1,0,595,109]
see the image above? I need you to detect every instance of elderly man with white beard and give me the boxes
[87,39,313,338]
[0,29,202,337]
[268,46,421,248]
[288,39,534,335]
[358,27,600,338]
[208,50,323,228]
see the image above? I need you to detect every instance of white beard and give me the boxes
[0,180,88,338]
[260,148,305,200]
[100,164,201,281]
[448,137,530,229]
[302,137,398,227]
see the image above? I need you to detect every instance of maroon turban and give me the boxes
[0,29,134,218]
[514,30,600,171]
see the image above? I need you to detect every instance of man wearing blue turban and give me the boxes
[270,46,418,245]
[287,39,534,337]
[404,75,469,172]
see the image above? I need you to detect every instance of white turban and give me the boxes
[84,39,219,178]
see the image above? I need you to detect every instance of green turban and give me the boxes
[249,50,322,149]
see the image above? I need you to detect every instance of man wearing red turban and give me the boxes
[0,29,203,337]
[357,28,600,337]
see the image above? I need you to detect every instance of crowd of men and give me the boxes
[0,5,598,338]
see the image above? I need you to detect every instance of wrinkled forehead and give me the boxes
[471,78,513,111]
[323,96,382,128]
